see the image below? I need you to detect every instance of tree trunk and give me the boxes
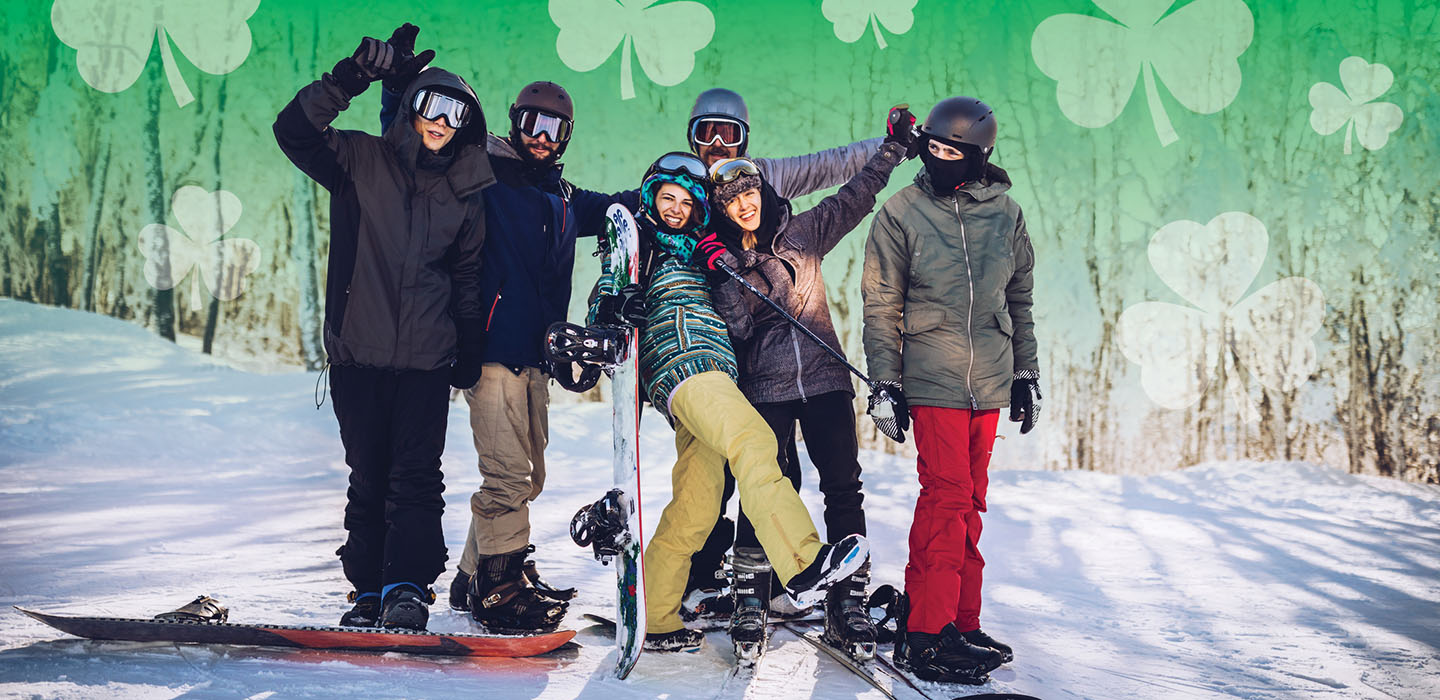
[143,49,175,341]
[79,127,112,312]
[202,80,228,355]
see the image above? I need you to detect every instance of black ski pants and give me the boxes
[687,390,867,590]
[330,364,451,594]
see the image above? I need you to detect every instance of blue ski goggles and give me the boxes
[648,152,709,182]
[412,89,473,128]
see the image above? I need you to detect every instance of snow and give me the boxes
[1,298,1438,700]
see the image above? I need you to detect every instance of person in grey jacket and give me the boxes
[860,97,1039,683]
[274,35,492,631]
[699,106,916,654]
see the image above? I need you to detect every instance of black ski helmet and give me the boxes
[921,97,996,151]
[509,81,573,160]
[689,88,750,156]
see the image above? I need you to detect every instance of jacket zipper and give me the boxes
[953,197,978,410]
[485,289,502,332]
[789,326,807,401]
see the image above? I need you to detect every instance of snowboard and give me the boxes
[17,607,575,658]
[583,609,823,634]
[603,202,646,680]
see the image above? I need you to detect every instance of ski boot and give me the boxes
[681,518,735,622]
[900,623,1004,685]
[339,591,381,627]
[961,628,1014,664]
[570,489,631,563]
[469,550,568,634]
[768,584,814,621]
[729,549,771,667]
[822,561,877,662]
[448,569,472,611]
[522,544,577,602]
[643,627,704,652]
[680,583,734,622]
[379,584,435,632]
[785,534,870,607]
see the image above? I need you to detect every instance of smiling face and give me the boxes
[413,114,457,152]
[723,188,763,233]
[654,183,696,229]
[927,139,965,161]
[518,130,557,162]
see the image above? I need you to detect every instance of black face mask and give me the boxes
[920,143,987,193]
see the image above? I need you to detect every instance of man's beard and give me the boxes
[524,144,558,165]
[704,145,733,163]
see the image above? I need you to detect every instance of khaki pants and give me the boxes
[645,371,823,634]
[458,363,549,574]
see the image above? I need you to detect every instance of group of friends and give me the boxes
[272,24,1040,683]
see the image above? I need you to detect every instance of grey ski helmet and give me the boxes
[921,97,997,151]
[689,88,750,156]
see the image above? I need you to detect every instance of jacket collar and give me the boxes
[915,163,1012,202]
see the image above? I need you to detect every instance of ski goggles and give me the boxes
[708,157,761,186]
[650,152,709,182]
[690,117,746,148]
[412,89,473,128]
[514,108,573,143]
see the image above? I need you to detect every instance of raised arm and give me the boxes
[785,141,906,257]
[754,136,885,200]
[274,38,394,191]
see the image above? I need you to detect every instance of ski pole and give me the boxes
[715,259,875,389]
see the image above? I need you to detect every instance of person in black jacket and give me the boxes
[273,34,492,631]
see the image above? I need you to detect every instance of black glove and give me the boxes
[382,23,436,94]
[885,104,920,160]
[594,283,648,327]
[867,380,910,443]
[451,355,483,390]
[332,37,395,97]
[1009,371,1042,434]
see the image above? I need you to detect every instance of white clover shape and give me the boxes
[51,0,260,108]
[550,0,715,100]
[138,186,263,310]
[1309,56,1404,155]
[1116,212,1325,421]
[1031,0,1253,145]
[821,0,918,50]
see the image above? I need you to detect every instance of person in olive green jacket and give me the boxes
[860,97,1040,684]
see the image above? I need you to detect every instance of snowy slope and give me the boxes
[1,299,1438,700]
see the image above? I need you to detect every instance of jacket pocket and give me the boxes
[901,307,945,336]
[996,311,1013,337]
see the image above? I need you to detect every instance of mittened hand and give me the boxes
[351,37,396,80]
[594,283,647,327]
[885,104,919,160]
[383,23,435,94]
[867,380,910,443]
[690,232,737,272]
[450,355,483,391]
[1009,371,1042,434]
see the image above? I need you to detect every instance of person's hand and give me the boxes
[690,232,738,273]
[1009,372,1042,434]
[451,355,483,390]
[866,380,910,443]
[383,23,435,94]
[332,37,394,97]
[594,283,648,327]
[885,104,919,160]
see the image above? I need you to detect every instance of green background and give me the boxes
[2,0,1436,480]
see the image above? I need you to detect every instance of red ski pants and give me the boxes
[905,406,1000,634]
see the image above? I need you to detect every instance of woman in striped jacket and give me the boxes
[586,153,870,653]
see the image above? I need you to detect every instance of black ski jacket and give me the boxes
[274,67,493,371]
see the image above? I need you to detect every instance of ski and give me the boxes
[783,621,900,700]
[17,606,575,658]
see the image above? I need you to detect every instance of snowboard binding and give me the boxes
[544,322,629,368]
[153,595,228,624]
[570,489,632,564]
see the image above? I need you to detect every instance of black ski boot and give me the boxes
[380,585,435,632]
[469,550,568,634]
[729,549,771,667]
[822,561,877,661]
[339,592,381,627]
[961,627,1014,664]
[786,534,870,607]
[448,569,472,611]
[901,623,1004,685]
[522,545,576,602]
[643,627,704,652]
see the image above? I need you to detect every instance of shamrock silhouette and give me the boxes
[51,0,260,108]
[138,186,263,310]
[1309,56,1404,155]
[549,0,715,100]
[821,0,918,50]
[1116,212,1325,419]
[1031,0,1253,145]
